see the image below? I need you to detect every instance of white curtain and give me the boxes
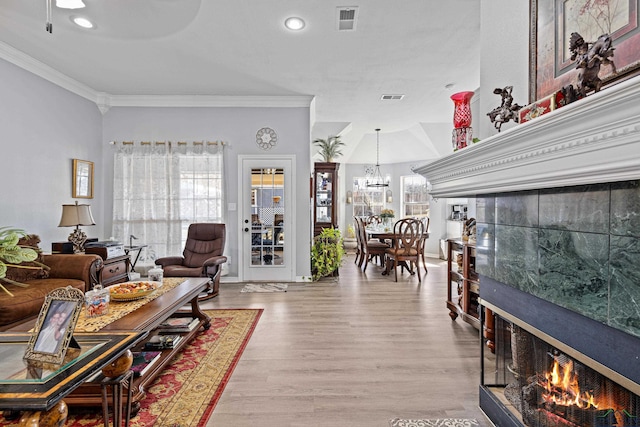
[112,142,225,268]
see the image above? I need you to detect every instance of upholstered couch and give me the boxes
[0,235,102,331]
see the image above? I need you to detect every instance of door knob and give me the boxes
[244,227,249,232]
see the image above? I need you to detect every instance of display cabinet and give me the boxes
[313,162,339,236]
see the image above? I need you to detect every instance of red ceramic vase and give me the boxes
[450,91,474,129]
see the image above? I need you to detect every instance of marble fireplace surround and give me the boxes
[415,75,640,422]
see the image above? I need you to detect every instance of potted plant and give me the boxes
[313,135,346,162]
[0,227,43,297]
[380,209,395,230]
[311,227,345,280]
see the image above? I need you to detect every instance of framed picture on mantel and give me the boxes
[72,159,94,199]
[529,0,640,103]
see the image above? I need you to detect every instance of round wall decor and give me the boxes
[256,127,278,150]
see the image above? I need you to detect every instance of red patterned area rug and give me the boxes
[0,309,262,427]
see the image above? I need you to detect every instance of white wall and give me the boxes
[101,106,312,279]
[478,0,530,140]
[0,59,103,248]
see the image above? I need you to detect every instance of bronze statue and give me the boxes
[569,32,616,97]
[487,86,521,132]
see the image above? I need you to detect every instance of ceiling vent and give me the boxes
[337,7,358,31]
[381,94,405,100]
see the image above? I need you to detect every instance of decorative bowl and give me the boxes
[107,281,159,301]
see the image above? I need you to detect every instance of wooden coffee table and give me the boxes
[10,277,211,414]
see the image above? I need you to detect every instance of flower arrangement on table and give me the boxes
[380,209,395,219]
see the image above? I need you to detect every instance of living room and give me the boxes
[3,1,640,426]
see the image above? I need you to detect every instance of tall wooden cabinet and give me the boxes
[313,162,339,236]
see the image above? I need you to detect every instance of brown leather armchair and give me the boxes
[154,223,227,300]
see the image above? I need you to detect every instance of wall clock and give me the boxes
[364,165,376,175]
[256,127,278,150]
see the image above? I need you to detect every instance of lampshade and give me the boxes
[366,128,389,188]
[59,202,95,227]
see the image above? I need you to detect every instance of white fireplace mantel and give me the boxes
[414,75,640,198]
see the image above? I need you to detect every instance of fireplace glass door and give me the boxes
[481,312,640,427]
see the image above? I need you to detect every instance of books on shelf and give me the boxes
[144,334,182,350]
[130,351,162,378]
[157,317,200,333]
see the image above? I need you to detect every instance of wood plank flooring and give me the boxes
[202,254,493,427]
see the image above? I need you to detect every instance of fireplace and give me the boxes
[414,76,640,427]
[481,309,640,427]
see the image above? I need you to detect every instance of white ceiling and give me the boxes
[0,0,481,165]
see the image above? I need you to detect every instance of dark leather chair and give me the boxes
[155,223,227,300]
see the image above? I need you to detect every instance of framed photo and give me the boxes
[24,287,84,365]
[72,159,94,199]
[530,0,640,102]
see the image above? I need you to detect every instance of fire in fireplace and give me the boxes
[500,323,639,427]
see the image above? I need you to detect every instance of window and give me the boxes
[112,142,225,267]
[352,176,388,217]
[401,175,429,219]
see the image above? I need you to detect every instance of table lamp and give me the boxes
[58,201,95,253]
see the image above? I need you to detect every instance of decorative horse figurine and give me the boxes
[487,86,521,132]
[569,32,616,97]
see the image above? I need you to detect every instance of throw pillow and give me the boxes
[4,234,50,282]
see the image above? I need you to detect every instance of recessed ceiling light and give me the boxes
[56,0,85,9]
[284,17,305,31]
[71,16,94,29]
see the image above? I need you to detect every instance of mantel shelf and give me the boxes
[414,75,640,198]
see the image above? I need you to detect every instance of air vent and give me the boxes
[337,6,358,31]
[381,94,405,100]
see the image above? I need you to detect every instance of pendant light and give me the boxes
[366,128,389,188]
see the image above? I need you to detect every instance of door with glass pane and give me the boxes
[240,157,293,282]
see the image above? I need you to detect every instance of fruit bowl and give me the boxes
[107,281,159,301]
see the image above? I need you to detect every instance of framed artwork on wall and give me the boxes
[73,159,94,199]
[530,0,640,102]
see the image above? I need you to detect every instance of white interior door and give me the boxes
[239,156,294,282]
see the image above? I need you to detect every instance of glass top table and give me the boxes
[0,331,146,411]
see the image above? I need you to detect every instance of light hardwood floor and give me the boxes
[202,254,493,427]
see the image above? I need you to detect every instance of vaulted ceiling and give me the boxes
[0,0,481,164]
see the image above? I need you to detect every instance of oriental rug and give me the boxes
[0,309,262,427]
[390,419,479,427]
[240,282,288,292]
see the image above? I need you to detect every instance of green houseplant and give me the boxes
[0,227,43,297]
[311,227,345,280]
[313,135,346,162]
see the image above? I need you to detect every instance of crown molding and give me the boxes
[0,41,97,102]
[106,94,314,108]
[414,75,640,198]
[0,42,313,111]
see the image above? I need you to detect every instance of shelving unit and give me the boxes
[446,238,495,351]
[446,239,480,329]
[313,162,339,236]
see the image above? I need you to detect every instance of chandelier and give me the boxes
[366,128,389,188]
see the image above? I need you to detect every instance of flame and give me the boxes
[540,359,598,409]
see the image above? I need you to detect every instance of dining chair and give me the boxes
[419,217,430,275]
[365,215,382,227]
[353,216,362,267]
[357,216,389,272]
[384,218,424,283]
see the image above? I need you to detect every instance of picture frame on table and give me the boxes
[529,0,640,103]
[23,287,84,366]
[72,159,94,199]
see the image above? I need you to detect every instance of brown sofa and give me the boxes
[0,253,103,331]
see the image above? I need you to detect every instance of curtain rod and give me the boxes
[109,141,225,146]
